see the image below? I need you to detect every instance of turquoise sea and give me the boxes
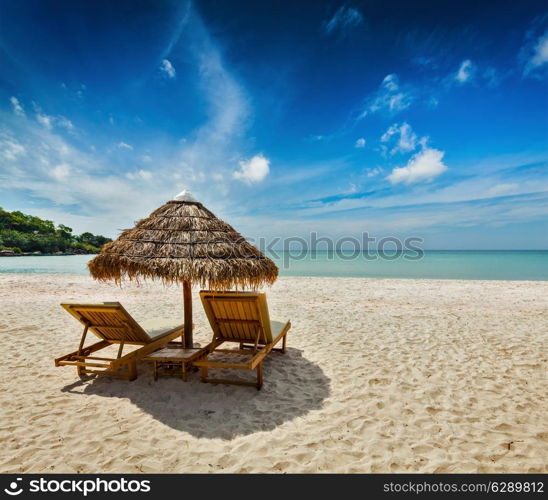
[0,251,547,281]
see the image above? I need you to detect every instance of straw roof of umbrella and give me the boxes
[88,190,278,290]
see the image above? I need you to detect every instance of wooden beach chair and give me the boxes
[55,302,186,380]
[193,291,291,390]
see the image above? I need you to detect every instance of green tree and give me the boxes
[0,208,111,254]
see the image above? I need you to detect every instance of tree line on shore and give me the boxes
[0,207,112,255]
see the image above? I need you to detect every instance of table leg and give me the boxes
[182,363,187,382]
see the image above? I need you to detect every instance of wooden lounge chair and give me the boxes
[55,302,186,380]
[193,291,291,390]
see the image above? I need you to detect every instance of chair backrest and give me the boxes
[199,291,274,344]
[61,302,152,343]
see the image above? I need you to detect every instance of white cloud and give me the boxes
[34,111,76,133]
[381,73,399,92]
[233,154,270,184]
[126,169,153,181]
[360,74,412,118]
[323,6,363,36]
[387,147,448,184]
[0,134,25,160]
[50,163,71,181]
[139,170,152,181]
[36,113,53,130]
[354,137,366,148]
[10,97,25,117]
[455,59,474,84]
[396,124,418,153]
[181,9,250,156]
[523,30,548,76]
[117,141,133,150]
[380,126,396,143]
[485,183,519,197]
[366,167,383,178]
[160,58,176,78]
[56,116,74,131]
[307,134,331,142]
[381,122,417,155]
[531,33,548,66]
[346,183,358,194]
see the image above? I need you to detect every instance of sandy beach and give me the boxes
[0,273,546,473]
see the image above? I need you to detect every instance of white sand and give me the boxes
[0,274,546,473]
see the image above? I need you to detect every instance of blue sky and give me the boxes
[0,0,547,249]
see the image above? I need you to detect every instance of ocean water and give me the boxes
[0,251,547,281]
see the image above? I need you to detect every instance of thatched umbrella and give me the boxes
[88,190,278,347]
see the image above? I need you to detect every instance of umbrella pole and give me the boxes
[183,280,193,348]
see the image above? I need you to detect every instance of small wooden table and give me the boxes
[143,346,204,381]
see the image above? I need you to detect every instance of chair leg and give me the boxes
[127,361,137,381]
[201,366,208,383]
[281,333,287,354]
[256,362,263,390]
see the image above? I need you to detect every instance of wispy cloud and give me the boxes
[366,167,383,178]
[359,74,413,118]
[50,163,71,181]
[306,134,333,143]
[36,112,53,130]
[354,137,366,148]
[323,5,363,36]
[117,141,133,150]
[0,132,26,161]
[521,29,548,77]
[56,116,74,132]
[28,102,75,133]
[233,154,270,184]
[444,58,510,90]
[160,58,176,78]
[158,6,254,202]
[10,97,25,117]
[126,169,153,181]
[0,114,136,209]
[485,183,519,197]
[455,59,475,84]
[380,122,417,155]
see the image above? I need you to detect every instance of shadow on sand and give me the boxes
[61,347,330,439]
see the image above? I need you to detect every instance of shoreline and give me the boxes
[0,271,547,284]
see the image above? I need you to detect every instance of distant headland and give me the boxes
[0,207,111,257]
